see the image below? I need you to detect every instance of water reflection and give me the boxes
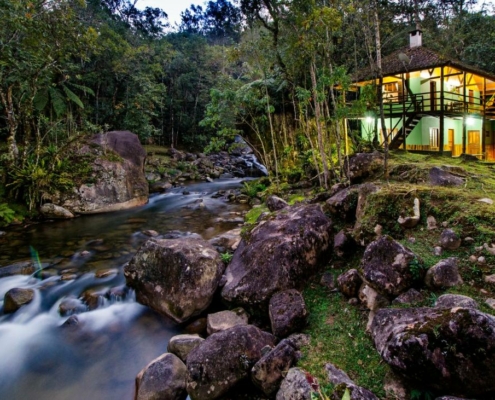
[0,179,249,400]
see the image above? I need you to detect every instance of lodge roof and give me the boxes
[354,45,495,83]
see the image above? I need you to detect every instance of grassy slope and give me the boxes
[251,151,495,398]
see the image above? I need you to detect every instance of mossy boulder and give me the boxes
[371,307,495,398]
[221,204,333,315]
[124,238,224,323]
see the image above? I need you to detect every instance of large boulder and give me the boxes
[206,309,249,335]
[344,152,383,184]
[59,131,148,214]
[186,325,276,400]
[429,167,464,187]
[135,353,188,400]
[337,269,362,299]
[266,195,289,212]
[361,236,417,297]
[371,307,495,398]
[39,203,74,219]
[124,238,224,323]
[221,204,333,314]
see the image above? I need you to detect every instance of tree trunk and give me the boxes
[0,85,19,166]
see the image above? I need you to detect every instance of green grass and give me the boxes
[300,282,388,398]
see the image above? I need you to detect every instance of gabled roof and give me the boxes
[354,45,495,82]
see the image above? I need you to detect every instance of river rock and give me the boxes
[266,195,288,212]
[186,325,276,400]
[325,363,379,400]
[435,294,478,309]
[0,261,36,278]
[59,296,87,316]
[344,152,383,184]
[221,204,332,315]
[269,289,308,338]
[251,339,300,396]
[206,309,249,335]
[39,203,74,219]
[337,269,362,298]
[124,238,224,323]
[358,284,389,311]
[58,131,148,214]
[361,236,416,297]
[167,334,205,363]
[4,288,35,313]
[429,167,464,187]
[135,352,188,400]
[150,180,173,194]
[276,368,318,400]
[325,186,359,221]
[425,257,463,289]
[208,228,242,252]
[371,307,495,398]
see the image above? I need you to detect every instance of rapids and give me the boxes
[0,179,250,400]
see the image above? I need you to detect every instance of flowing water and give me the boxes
[0,179,250,400]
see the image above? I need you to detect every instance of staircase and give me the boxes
[389,114,422,150]
[484,90,495,118]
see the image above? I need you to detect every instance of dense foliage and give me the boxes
[1,0,494,218]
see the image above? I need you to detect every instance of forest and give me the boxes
[1,0,495,219]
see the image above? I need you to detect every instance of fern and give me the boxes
[33,88,49,111]
[0,203,16,224]
[49,87,67,117]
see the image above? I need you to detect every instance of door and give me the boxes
[467,130,481,155]
[430,81,437,111]
[447,129,455,153]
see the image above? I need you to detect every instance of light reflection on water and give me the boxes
[0,179,249,400]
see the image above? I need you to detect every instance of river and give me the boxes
[0,179,250,400]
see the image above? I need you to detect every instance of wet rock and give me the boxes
[107,285,129,299]
[4,288,35,313]
[150,181,173,194]
[266,195,289,212]
[124,238,224,323]
[221,204,332,315]
[141,230,159,237]
[276,368,318,400]
[167,334,205,363]
[439,229,461,250]
[186,325,276,400]
[81,288,107,310]
[208,228,242,253]
[361,236,416,297]
[429,167,464,187]
[135,352,188,400]
[325,362,379,400]
[269,289,308,338]
[434,294,478,309]
[337,269,362,298]
[344,152,383,184]
[371,307,495,398]
[62,315,80,328]
[0,261,36,278]
[333,230,356,258]
[392,288,424,305]
[39,203,74,219]
[425,257,463,289]
[206,309,249,335]
[59,296,87,316]
[59,131,148,214]
[252,339,299,396]
[358,284,389,311]
[94,268,118,278]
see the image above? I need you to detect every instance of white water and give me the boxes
[0,179,250,399]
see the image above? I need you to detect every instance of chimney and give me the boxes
[410,29,422,48]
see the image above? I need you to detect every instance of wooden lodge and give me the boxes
[353,29,495,160]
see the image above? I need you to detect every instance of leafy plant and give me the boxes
[409,257,427,281]
[220,252,233,263]
[241,180,266,198]
[0,203,16,224]
[411,389,435,400]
